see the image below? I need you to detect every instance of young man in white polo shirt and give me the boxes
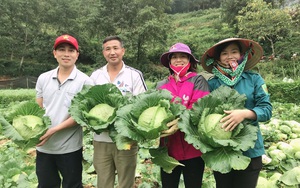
[35,34,93,188]
[90,36,147,188]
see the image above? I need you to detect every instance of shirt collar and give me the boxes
[168,72,197,82]
[52,66,77,80]
[104,61,125,74]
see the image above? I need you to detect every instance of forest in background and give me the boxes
[1,1,300,187]
[0,0,300,82]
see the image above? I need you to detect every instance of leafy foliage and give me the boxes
[0,0,173,78]
[1,86,300,187]
[149,147,184,174]
[114,89,186,173]
[1,1,300,84]
[69,84,125,135]
[259,113,300,187]
[0,101,50,150]
[0,140,37,187]
[168,9,236,63]
[0,89,35,110]
[268,82,300,104]
[237,0,291,57]
[220,0,247,27]
[179,86,258,173]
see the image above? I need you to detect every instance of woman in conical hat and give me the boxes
[157,42,210,187]
[201,38,272,188]
[201,38,263,86]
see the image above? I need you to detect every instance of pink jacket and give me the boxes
[156,72,210,160]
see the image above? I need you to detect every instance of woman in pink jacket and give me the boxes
[156,43,210,188]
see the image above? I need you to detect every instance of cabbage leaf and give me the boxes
[279,166,300,186]
[178,85,258,173]
[149,147,184,174]
[0,101,50,150]
[69,84,126,135]
[114,89,186,173]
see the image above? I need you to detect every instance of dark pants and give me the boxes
[36,148,83,188]
[213,156,262,188]
[161,157,205,188]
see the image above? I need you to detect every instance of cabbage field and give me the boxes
[0,89,300,188]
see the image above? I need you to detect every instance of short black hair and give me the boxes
[102,36,124,49]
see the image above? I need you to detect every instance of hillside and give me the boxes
[164,8,300,83]
[166,9,235,62]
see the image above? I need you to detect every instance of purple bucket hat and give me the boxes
[160,43,199,68]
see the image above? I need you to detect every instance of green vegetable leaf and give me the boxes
[114,89,186,173]
[115,89,184,142]
[179,110,214,153]
[110,128,137,150]
[0,114,23,141]
[149,147,184,174]
[279,166,300,186]
[0,101,50,150]
[179,85,258,173]
[69,84,126,134]
[201,147,251,173]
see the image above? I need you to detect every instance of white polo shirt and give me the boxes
[36,66,94,154]
[90,62,147,142]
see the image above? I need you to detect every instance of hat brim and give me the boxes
[201,38,263,73]
[160,52,199,68]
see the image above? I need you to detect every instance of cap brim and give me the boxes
[201,38,263,73]
[54,41,78,51]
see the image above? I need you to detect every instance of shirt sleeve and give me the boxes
[36,75,43,99]
[188,75,210,109]
[132,71,147,95]
[251,74,272,124]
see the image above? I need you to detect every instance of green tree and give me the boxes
[122,0,172,64]
[0,0,42,70]
[220,0,284,28]
[237,0,291,57]
[39,0,82,34]
[170,0,221,13]
[85,0,172,65]
[274,4,300,59]
[289,4,300,30]
[220,0,248,28]
[37,0,101,65]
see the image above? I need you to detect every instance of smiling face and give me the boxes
[169,52,190,67]
[218,43,241,69]
[53,43,79,69]
[102,39,125,66]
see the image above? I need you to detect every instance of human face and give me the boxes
[102,40,125,66]
[53,44,79,69]
[218,43,241,69]
[170,52,189,66]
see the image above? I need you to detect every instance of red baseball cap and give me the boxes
[53,34,79,51]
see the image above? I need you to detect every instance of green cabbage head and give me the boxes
[138,106,168,129]
[88,103,115,126]
[203,113,232,140]
[13,115,45,140]
[0,101,50,150]
[179,86,258,173]
[114,89,185,174]
[69,84,125,135]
